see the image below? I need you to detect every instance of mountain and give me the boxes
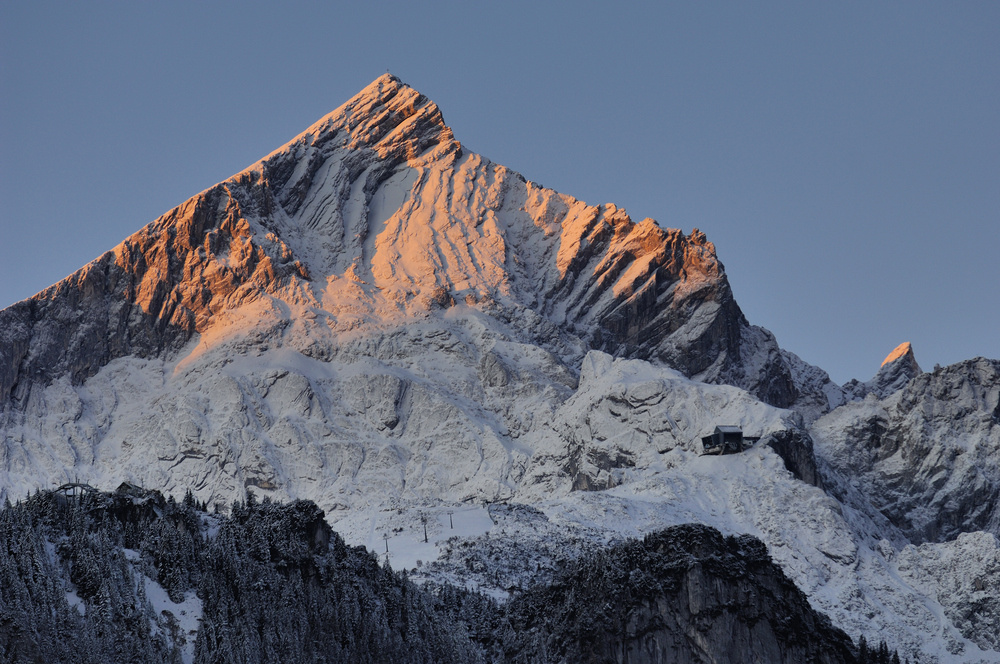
[815,354,1000,543]
[841,342,923,401]
[0,73,821,515]
[0,488,867,664]
[2,74,999,663]
[0,74,803,411]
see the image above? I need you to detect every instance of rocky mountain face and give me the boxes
[813,355,1000,543]
[0,74,802,416]
[2,74,999,663]
[0,73,823,517]
[503,524,858,664]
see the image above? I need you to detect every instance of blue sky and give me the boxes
[1,1,997,383]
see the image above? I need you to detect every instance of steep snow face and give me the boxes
[813,357,1000,543]
[0,308,575,510]
[895,532,1000,655]
[781,348,846,424]
[515,351,797,497]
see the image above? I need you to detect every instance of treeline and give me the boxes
[0,486,480,663]
[1,486,908,663]
[1,486,183,662]
[858,635,904,664]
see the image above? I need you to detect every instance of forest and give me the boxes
[0,484,904,663]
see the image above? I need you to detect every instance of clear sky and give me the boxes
[1,1,997,384]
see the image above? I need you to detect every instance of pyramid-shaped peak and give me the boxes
[881,342,917,368]
[289,73,457,159]
[863,341,922,398]
[339,72,419,116]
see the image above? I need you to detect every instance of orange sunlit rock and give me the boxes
[882,342,914,367]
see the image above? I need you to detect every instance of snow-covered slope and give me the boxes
[2,74,999,662]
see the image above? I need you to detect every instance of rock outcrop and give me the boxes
[764,429,822,488]
[812,357,1000,543]
[503,524,858,664]
[842,342,923,402]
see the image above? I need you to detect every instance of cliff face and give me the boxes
[503,524,857,664]
[0,74,798,417]
[0,185,304,407]
[813,357,1000,543]
[0,73,817,512]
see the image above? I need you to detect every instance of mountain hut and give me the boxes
[701,425,756,455]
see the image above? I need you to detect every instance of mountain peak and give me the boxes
[867,341,921,397]
[0,73,800,414]
[285,73,457,163]
[881,341,916,368]
[841,342,922,401]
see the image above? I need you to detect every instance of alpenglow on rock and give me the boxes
[841,341,923,401]
[0,75,804,408]
[1,74,810,504]
[3,74,1000,663]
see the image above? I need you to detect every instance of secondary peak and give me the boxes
[881,342,915,367]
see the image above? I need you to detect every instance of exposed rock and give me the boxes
[0,184,304,409]
[1,74,804,426]
[895,531,1000,654]
[0,74,819,512]
[503,524,858,664]
[518,351,795,499]
[780,348,847,424]
[764,429,822,488]
[812,357,1000,543]
[842,341,923,402]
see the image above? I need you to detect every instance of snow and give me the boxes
[337,503,496,573]
[4,333,996,661]
[142,574,203,664]
[3,73,998,663]
[64,586,85,615]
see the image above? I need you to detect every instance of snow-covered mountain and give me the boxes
[815,353,1000,544]
[2,74,998,662]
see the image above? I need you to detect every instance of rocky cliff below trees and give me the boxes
[501,524,858,664]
